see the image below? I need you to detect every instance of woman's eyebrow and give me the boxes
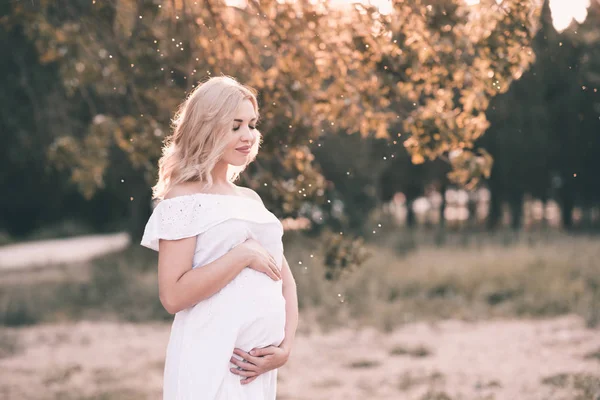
[234,118,257,122]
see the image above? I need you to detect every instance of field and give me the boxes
[0,229,599,399]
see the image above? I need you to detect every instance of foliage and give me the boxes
[2,0,540,224]
[479,0,600,229]
[373,0,539,187]
[321,230,372,280]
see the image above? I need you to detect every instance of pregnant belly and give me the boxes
[219,268,287,351]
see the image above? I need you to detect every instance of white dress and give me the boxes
[140,193,287,400]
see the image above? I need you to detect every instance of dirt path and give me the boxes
[0,233,130,270]
[1,315,598,400]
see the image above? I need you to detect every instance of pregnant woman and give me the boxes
[140,76,299,399]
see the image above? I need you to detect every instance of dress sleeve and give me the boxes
[140,193,283,252]
[140,195,214,251]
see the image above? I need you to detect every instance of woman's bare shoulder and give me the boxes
[237,186,264,205]
[164,183,204,200]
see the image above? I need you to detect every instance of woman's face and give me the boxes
[222,99,259,167]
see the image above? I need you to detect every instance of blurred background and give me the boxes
[1,0,599,399]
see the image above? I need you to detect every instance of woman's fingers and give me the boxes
[234,348,263,365]
[230,356,258,371]
[272,256,281,273]
[241,376,258,385]
[253,257,276,280]
[264,254,279,280]
[249,251,280,281]
[265,259,279,281]
[230,367,258,377]
[271,260,282,280]
[266,255,280,279]
[266,264,279,281]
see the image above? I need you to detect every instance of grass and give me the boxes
[584,348,600,362]
[0,246,169,326]
[0,330,21,358]
[347,359,381,369]
[541,372,600,400]
[397,371,444,392]
[0,230,599,332]
[289,230,600,332]
[419,392,454,400]
[389,344,432,358]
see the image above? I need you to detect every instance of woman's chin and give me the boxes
[227,158,248,167]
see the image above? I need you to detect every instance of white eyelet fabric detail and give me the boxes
[140,193,283,252]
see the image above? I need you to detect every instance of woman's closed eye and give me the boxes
[233,125,257,131]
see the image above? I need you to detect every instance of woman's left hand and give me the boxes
[230,345,290,385]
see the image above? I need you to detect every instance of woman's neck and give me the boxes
[210,160,230,185]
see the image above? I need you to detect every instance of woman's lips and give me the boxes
[236,147,250,154]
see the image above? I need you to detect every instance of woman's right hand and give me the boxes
[238,238,281,281]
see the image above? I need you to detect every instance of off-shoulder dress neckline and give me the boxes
[160,192,263,206]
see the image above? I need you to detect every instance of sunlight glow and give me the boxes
[335,0,590,32]
[549,0,590,32]
[225,0,591,34]
[330,0,393,14]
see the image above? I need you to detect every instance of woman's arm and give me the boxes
[279,255,298,356]
[158,237,250,314]
[157,186,254,314]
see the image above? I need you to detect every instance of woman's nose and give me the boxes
[241,128,254,142]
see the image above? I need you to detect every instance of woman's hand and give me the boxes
[229,345,290,385]
[238,238,281,281]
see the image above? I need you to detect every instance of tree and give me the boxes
[539,0,600,229]
[478,0,600,230]
[373,0,539,189]
[3,0,540,239]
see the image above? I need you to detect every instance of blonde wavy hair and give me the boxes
[152,76,261,200]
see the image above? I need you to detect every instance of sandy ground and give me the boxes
[1,315,598,400]
[0,233,130,270]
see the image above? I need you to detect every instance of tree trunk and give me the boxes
[406,197,416,228]
[559,184,575,230]
[508,190,523,231]
[487,181,502,231]
[435,185,447,246]
[127,179,153,244]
